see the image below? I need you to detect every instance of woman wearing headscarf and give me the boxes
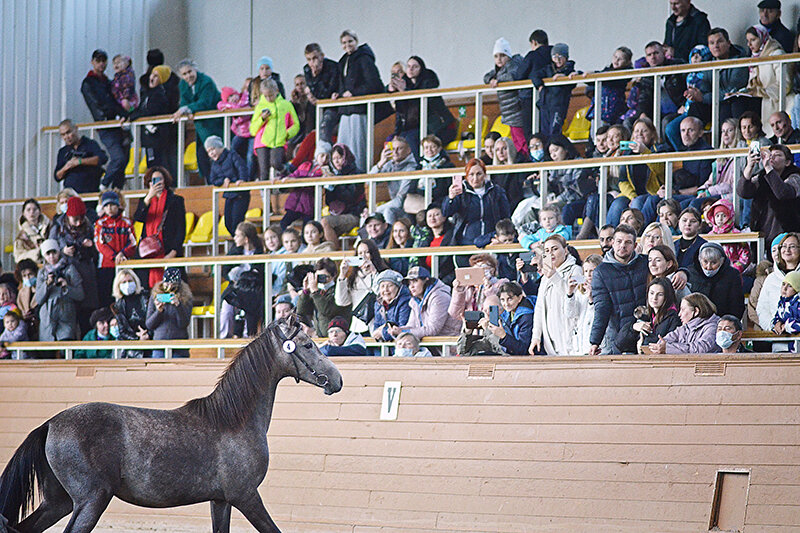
[745,24,787,135]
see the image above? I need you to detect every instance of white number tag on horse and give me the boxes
[380,381,402,420]
[282,340,296,353]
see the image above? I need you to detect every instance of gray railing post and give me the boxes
[665,161,674,199]
[592,80,602,138]
[711,69,720,148]
[213,263,222,339]
[366,102,375,171]
[177,119,186,188]
[419,96,428,159]
[598,165,608,225]
[653,74,662,130]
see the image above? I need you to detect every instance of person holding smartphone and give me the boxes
[529,234,584,355]
[133,167,186,288]
[297,258,351,337]
[479,281,533,356]
[146,267,192,358]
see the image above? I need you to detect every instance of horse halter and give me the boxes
[269,321,330,388]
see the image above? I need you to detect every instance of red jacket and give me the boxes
[94,214,137,268]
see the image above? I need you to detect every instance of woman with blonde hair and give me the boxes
[111,268,150,358]
[640,221,675,255]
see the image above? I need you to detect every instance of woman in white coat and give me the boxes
[758,232,800,331]
[529,234,583,355]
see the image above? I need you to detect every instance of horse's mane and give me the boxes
[183,331,276,429]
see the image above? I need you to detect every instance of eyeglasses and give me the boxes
[781,245,800,251]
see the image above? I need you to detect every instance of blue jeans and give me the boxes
[584,193,615,226]
[224,192,251,235]
[562,198,587,227]
[98,128,129,189]
[196,138,211,180]
[151,349,189,359]
[606,196,630,227]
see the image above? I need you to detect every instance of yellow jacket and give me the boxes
[617,144,665,199]
[249,94,300,148]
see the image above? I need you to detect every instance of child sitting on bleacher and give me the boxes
[281,143,331,230]
[772,271,800,352]
[707,199,751,273]
[0,310,27,359]
[111,54,138,111]
[519,204,572,250]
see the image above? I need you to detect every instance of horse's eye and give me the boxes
[303,343,313,349]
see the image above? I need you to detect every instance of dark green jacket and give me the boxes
[179,71,223,142]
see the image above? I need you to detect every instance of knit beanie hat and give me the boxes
[65,196,86,217]
[374,269,404,291]
[152,65,171,85]
[773,232,789,250]
[552,43,569,59]
[100,190,120,207]
[257,56,274,70]
[493,38,512,58]
[785,271,800,293]
[163,267,182,286]
[328,316,350,335]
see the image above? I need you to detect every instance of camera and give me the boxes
[464,310,483,330]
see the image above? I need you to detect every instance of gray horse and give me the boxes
[0,315,342,533]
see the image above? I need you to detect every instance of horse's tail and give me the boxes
[0,422,50,529]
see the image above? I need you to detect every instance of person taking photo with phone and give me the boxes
[479,281,534,356]
[529,235,584,355]
[297,258,351,337]
[146,267,192,358]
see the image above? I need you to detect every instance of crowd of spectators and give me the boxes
[10,1,800,358]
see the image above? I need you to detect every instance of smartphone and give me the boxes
[152,176,162,184]
[750,141,760,155]
[384,141,393,151]
[489,305,500,326]
[619,140,633,150]
[571,273,586,284]
[453,174,463,187]
[464,310,484,329]
[156,293,173,303]
[347,257,365,267]
[519,251,535,263]
[317,274,329,284]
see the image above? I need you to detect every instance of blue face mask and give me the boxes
[110,325,120,339]
[531,149,545,161]
[23,277,35,288]
[716,330,734,349]
[395,347,414,357]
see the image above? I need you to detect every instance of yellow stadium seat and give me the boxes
[489,116,511,138]
[4,243,12,254]
[191,305,208,316]
[459,115,489,151]
[245,207,262,219]
[124,147,147,176]
[345,226,359,237]
[184,142,198,172]
[321,205,330,217]
[188,211,214,243]
[184,212,197,243]
[133,221,144,241]
[564,105,591,142]
[218,216,231,238]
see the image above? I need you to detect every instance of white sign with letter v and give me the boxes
[380,381,402,420]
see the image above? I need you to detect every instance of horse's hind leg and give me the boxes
[61,491,112,533]
[232,492,281,533]
[210,500,231,533]
[16,470,72,533]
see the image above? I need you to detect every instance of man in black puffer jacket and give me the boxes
[590,225,651,355]
[664,1,711,62]
[80,49,129,190]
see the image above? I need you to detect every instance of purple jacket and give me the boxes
[664,314,720,354]
[406,280,462,339]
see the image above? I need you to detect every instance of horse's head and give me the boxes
[269,315,343,395]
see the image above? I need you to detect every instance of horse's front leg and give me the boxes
[210,500,231,533]
[231,492,280,533]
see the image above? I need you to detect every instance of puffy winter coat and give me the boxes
[532,255,583,355]
[757,265,797,330]
[81,71,126,121]
[406,280,462,339]
[93,213,137,268]
[442,181,511,246]
[499,298,535,355]
[664,314,720,354]
[207,148,249,199]
[337,43,384,115]
[773,294,800,335]
[687,249,745,319]
[249,94,300,149]
[146,281,192,341]
[304,58,340,100]
[484,54,525,128]
[590,252,649,352]
[664,5,711,62]
[371,285,412,341]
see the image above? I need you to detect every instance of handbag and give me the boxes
[352,291,377,324]
[138,206,167,259]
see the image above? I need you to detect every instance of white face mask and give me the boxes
[716,330,734,349]
[59,203,68,214]
[395,347,414,357]
[120,281,137,296]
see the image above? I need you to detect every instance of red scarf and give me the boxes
[146,192,168,287]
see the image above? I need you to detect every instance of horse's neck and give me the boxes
[249,385,277,435]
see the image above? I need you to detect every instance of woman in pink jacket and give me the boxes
[648,292,720,354]
[448,253,508,320]
[404,266,462,341]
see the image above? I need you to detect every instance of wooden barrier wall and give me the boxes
[2,355,800,532]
